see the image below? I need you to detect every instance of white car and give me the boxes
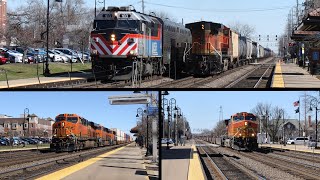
[287,137,309,145]
[8,50,23,63]
[47,50,66,63]
[52,50,71,63]
[53,49,77,63]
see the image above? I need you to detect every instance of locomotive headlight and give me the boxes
[252,133,255,137]
[130,50,134,55]
[111,34,116,41]
[245,122,248,126]
[239,133,242,136]
[62,122,65,127]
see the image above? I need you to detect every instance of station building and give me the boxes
[0,114,54,137]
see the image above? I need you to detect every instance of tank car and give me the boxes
[90,6,191,80]
[223,112,258,150]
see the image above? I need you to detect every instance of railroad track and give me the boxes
[151,57,276,88]
[195,140,258,180]
[225,61,276,88]
[270,149,320,164]
[239,151,320,180]
[0,144,127,179]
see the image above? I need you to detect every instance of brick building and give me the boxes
[0,114,54,137]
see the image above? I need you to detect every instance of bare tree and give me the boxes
[229,21,256,38]
[212,120,227,137]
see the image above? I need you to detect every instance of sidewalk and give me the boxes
[161,140,205,180]
[0,71,91,89]
[261,143,320,154]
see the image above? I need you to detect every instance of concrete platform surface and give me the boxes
[261,144,320,154]
[272,62,320,88]
[37,144,154,180]
[162,140,205,180]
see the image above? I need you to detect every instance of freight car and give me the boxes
[91,6,191,80]
[50,114,129,152]
[200,112,258,150]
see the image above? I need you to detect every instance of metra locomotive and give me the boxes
[50,114,131,152]
[90,7,272,80]
[91,6,191,80]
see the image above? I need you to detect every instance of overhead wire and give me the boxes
[143,1,294,13]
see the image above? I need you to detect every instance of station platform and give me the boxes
[261,144,320,154]
[0,72,90,89]
[272,62,320,88]
[37,143,158,180]
[161,140,205,180]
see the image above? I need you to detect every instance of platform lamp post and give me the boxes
[310,98,319,149]
[169,98,177,143]
[24,108,29,137]
[161,91,169,139]
[136,107,144,146]
[176,107,182,146]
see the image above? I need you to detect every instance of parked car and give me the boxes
[0,54,7,65]
[47,50,69,63]
[75,50,90,62]
[161,138,174,144]
[7,50,23,63]
[287,137,309,145]
[0,139,7,146]
[54,48,78,63]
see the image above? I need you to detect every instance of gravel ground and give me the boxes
[268,152,320,169]
[213,147,303,180]
[125,77,173,88]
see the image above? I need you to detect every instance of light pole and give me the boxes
[169,98,177,143]
[95,0,104,17]
[279,109,286,146]
[24,108,29,137]
[176,107,182,146]
[310,97,319,149]
[161,91,169,139]
[136,108,144,146]
[45,0,63,76]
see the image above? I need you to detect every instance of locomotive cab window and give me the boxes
[246,116,256,121]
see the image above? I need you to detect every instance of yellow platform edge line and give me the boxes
[188,145,205,180]
[272,63,285,88]
[36,145,127,180]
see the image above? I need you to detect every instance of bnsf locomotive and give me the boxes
[50,114,131,152]
[91,6,191,80]
[91,6,273,80]
[202,112,258,150]
[185,21,272,75]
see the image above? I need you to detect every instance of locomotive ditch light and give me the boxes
[252,133,255,137]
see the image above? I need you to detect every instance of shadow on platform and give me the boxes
[161,146,191,160]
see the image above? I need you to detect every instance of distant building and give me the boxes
[0,113,54,137]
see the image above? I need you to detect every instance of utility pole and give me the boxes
[304,91,307,138]
[142,0,145,13]
[219,106,223,122]
[296,0,299,26]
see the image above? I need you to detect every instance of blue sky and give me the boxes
[8,0,304,53]
[165,91,318,133]
[0,91,158,136]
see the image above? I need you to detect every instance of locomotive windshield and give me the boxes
[246,116,256,121]
[94,20,140,30]
[55,117,65,122]
[67,117,78,123]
